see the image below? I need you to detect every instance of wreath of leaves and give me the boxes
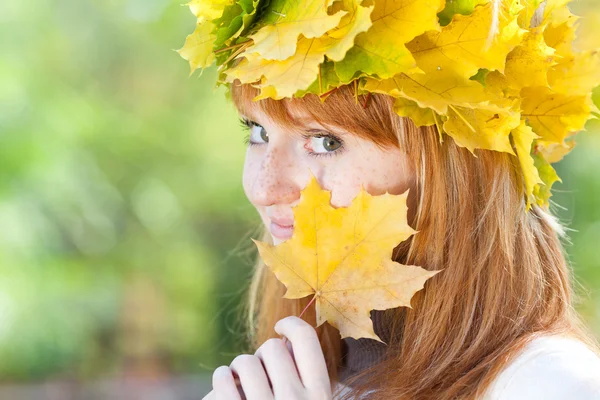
[178,0,600,210]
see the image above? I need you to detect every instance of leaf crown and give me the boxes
[178,0,600,210]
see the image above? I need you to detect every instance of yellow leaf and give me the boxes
[548,50,600,96]
[334,0,445,82]
[504,28,556,89]
[575,12,600,52]
[543,6,578,57]
[442,105,520,155]
[535,138,575,163]
[253,176,441,341]
[521,86,591,143]
[227,36,334,99]
[393,97,437,127]
[532,152,562,207]
[187,0,233,20]
[364,70,491,115]
[511,121,543,210]
[406,0,524,80]
[325,0,374,62]
[178,22,217,74]
[244,0,345,61]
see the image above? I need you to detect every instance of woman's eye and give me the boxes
[240,118,268,145]
[250,123,269,144]
[309,136,343,154]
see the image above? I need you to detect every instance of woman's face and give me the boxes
[240,108,415,245]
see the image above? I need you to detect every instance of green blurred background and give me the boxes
[0,0,598,398]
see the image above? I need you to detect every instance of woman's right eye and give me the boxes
[240,118,268,146]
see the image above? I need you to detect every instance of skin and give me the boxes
[203,108,414,399]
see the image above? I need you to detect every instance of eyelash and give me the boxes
[238,118,346,158]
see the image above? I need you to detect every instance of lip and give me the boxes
[270,220,294,240]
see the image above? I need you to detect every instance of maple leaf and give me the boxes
[437,0,489,26]
[178,21,219,74]
[393,97,437,128]
[532,152,561,206]
[363,70,491,115]
[334,0,445,83]
[511,121,543,210]
[244,0,345,61]
[253,176,441,341]
[543,6,578,57]
[226,36,334,100]
[406,0,524,81]
[178,0,233,74]
[442,104,520,155]
[548,50,600,96]
[213,0,260,47]
[504,28,556,89]
[521,86,591,144]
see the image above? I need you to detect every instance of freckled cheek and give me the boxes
[242,154,260,203]
[328,169,363,208]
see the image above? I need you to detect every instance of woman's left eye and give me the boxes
[306,135,344,155]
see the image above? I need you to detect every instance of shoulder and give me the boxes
[483,335,600,400]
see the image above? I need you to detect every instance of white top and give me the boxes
[334,335,600,399]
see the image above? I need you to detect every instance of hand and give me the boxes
[202,316,332,400]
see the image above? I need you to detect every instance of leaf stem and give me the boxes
[214,40,252,54]
[298,293,318,319]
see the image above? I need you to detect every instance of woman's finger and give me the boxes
[229,354,274,400]
[255,338,303,397]
[274,316,331,393]
[202,390,217,400]
[212,365,242,400]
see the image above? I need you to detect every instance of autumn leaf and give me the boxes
[227,36,335,100]
[244,0,345,61]
[504,28,556,89]
[548,50,600,96]
[442,104,520,155]
[532,152,562,206]
[178,22,219,74]
[363,70,491,115]
[253,175,441,341]
[406,0,524,80]
[334,0,444,83]
[437,0,489,26]
[393,97,437,127]
[511,121,543,210]
[521,86,591,143]
[178,0,233,74]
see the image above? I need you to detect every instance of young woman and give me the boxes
[200,82,600,399]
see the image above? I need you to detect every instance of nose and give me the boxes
[249,145,302,207]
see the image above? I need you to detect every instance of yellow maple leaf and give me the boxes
[187,0,233,20]
[253,176,441,341]
[364,70,491,115]
[227,36,334,99]
[511,121,543,210]
[521,86,591,143]
[244,0,345,61]
[504,28,556,89]
[535,138,576,163]
[442,105,520,155]
[548,50,600,96]
[334,0,444,82]
[178,21,218,74]
[543,6,578,57]
[178,0,233,74]
[393,97,437,128]
[406,0,524,80]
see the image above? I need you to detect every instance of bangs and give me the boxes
[230,81,402,149]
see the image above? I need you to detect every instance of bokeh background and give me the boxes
[0,0,599,398]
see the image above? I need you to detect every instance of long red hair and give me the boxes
[231,82,600,399]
